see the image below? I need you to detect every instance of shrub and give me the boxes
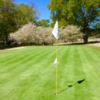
[10,23,54,46]
[60,25,83,43]
[10,23,83,46]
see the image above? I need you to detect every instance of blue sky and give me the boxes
[14,0,51,20]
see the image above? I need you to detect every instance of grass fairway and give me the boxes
[0,45,100,100]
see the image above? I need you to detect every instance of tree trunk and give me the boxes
[83,34,88,44]
[5,33,9,47]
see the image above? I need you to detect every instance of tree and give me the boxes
[48,0,100,43]
[0,0,17,46]
[0,0,36,47]
[36,19,50,27]
[97,23,100,29]
[15,4,36,27]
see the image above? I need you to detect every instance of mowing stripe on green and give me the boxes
[0,46,100,100]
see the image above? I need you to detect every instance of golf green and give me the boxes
[0,45,100,100]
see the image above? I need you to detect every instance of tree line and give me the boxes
[0,0,37,48]
[0,0,100,49]
[0,0,49,48]
[48,0,100,43]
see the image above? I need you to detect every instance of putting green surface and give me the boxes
[0,46,100,100]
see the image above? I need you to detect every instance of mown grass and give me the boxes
[0,45,100,100]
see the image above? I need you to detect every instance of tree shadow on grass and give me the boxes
[61,40,100,46]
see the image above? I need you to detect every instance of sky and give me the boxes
[14,0,51,20]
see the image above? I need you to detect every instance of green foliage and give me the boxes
[49,0,100,26]
[36,20,50,27]
[48,0,100,43]
[15,4,36,27]
[0,0,36,48]
[96,23,100,29]
[0,0,17,46]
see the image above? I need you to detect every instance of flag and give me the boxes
[52,21,59,95]
[54,58,58,65]
[52,21,59,65]
[52,21,59,40]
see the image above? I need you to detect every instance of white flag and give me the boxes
[52,21,59,40]
[54,58,58,65]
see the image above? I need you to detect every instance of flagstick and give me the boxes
[52,20,59,95]
[55,49,57,95]
[55,42,58,96]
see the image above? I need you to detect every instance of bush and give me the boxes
[10,23,83,47]
[10,23,54,46]
[60,25,83,43]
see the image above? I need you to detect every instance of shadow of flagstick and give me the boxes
[56,83,76,95]
[56,79,85,95]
